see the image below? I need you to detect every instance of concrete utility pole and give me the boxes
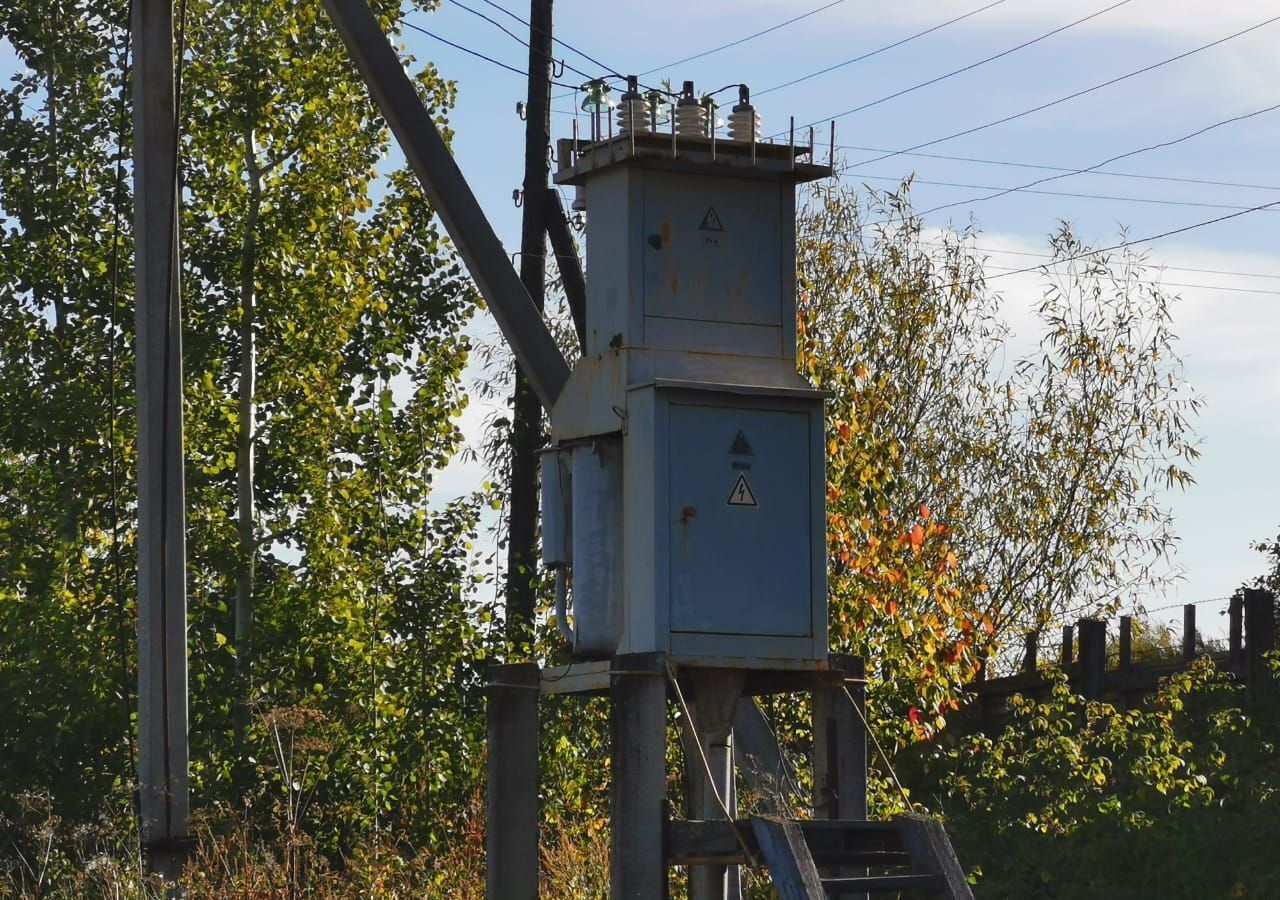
[132,0,190,879]
[505,0,554,652]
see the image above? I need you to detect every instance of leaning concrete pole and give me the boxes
[132,0,190,880]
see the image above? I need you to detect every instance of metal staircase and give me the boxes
[667,814,974,899]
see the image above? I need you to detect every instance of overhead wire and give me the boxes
[840,13,1280,167]
[640,0,850,76]
[904,197,1280,292]
[905,100,1280,221]
[981,264,1280,297]
[402,19,578,87]
[471,0,623,79]
[445,0,593,81]
[914,241,1280,282]
[832,143,1280,193]
[844,170,1280,215]
[758,0,1024,98]
[771,0,1135,136]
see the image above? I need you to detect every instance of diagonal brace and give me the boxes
[322,0,570,408]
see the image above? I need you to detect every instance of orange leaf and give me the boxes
[918,503,931,520]
[908,523,925,552]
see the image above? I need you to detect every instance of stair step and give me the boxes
[809,850,911,867]
[822,873,944,895]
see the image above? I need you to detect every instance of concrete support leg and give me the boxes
[611,655,668,900]
[814,678,868,900]
[685,670,744,900]
[486,663,540,900]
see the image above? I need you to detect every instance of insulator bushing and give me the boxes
[675,101,706,137]
[617,98,649,135]
[728,105,760,142]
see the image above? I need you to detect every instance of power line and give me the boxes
[760,0,1042,99]
[402,19,577,88]
[845,170,1280,215]
[843,13,1280,167]
[833,143,1280,193]
[446,0,595,80]
[908,100,1280,220]
[975,197,1280,286]
[472,0,621,79]
[916,241,1280,282]
[640,0,850,77]
[983,264,1280,297]
[771,0,1134,136]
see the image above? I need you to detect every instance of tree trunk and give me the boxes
[235,127,260,689]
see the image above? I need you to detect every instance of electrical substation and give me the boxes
[131,0,973,893]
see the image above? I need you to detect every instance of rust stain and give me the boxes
[660,220,672,246]
[669,273,679,295]
[680,506,696,526]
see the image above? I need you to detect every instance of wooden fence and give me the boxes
[974,587,1277,707]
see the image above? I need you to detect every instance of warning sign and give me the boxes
[698,205,725,232]
[728,430,753,456]
[726,473,759,508]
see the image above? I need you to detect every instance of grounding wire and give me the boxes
[845,170,1280,215]
[756,0,1011,98]
[770,0,1136,136]
[837,13,1280,168]
[402,18,579,88]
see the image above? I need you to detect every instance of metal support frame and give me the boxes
[132,0,190,879]
[486,663,540,900]
[544,187,587,348]
[320,0,569,409]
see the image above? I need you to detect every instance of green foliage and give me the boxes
[918,658,1280,897]
[0,0,490,867]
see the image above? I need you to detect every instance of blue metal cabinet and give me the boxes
[667,403,812,638]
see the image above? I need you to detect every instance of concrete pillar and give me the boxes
[611,654,668,899]
[486,663,539,900]
[813,672,868,898]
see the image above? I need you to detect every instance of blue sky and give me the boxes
[411,0,1280,634]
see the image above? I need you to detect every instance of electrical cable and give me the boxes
[445,0,591,81]
[840,13,1280,167]
[910,197,1280,293]
[907,100,1280,221]
[914,241,1280,282]
[836,143,1280,193]
[771,0,1135,136]
[472,0,622,79]
[640,0,850,76]
[756,0,1011,98]
[401,19,578,88]
[982,264,1280,297]
[845,170,1279,215]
